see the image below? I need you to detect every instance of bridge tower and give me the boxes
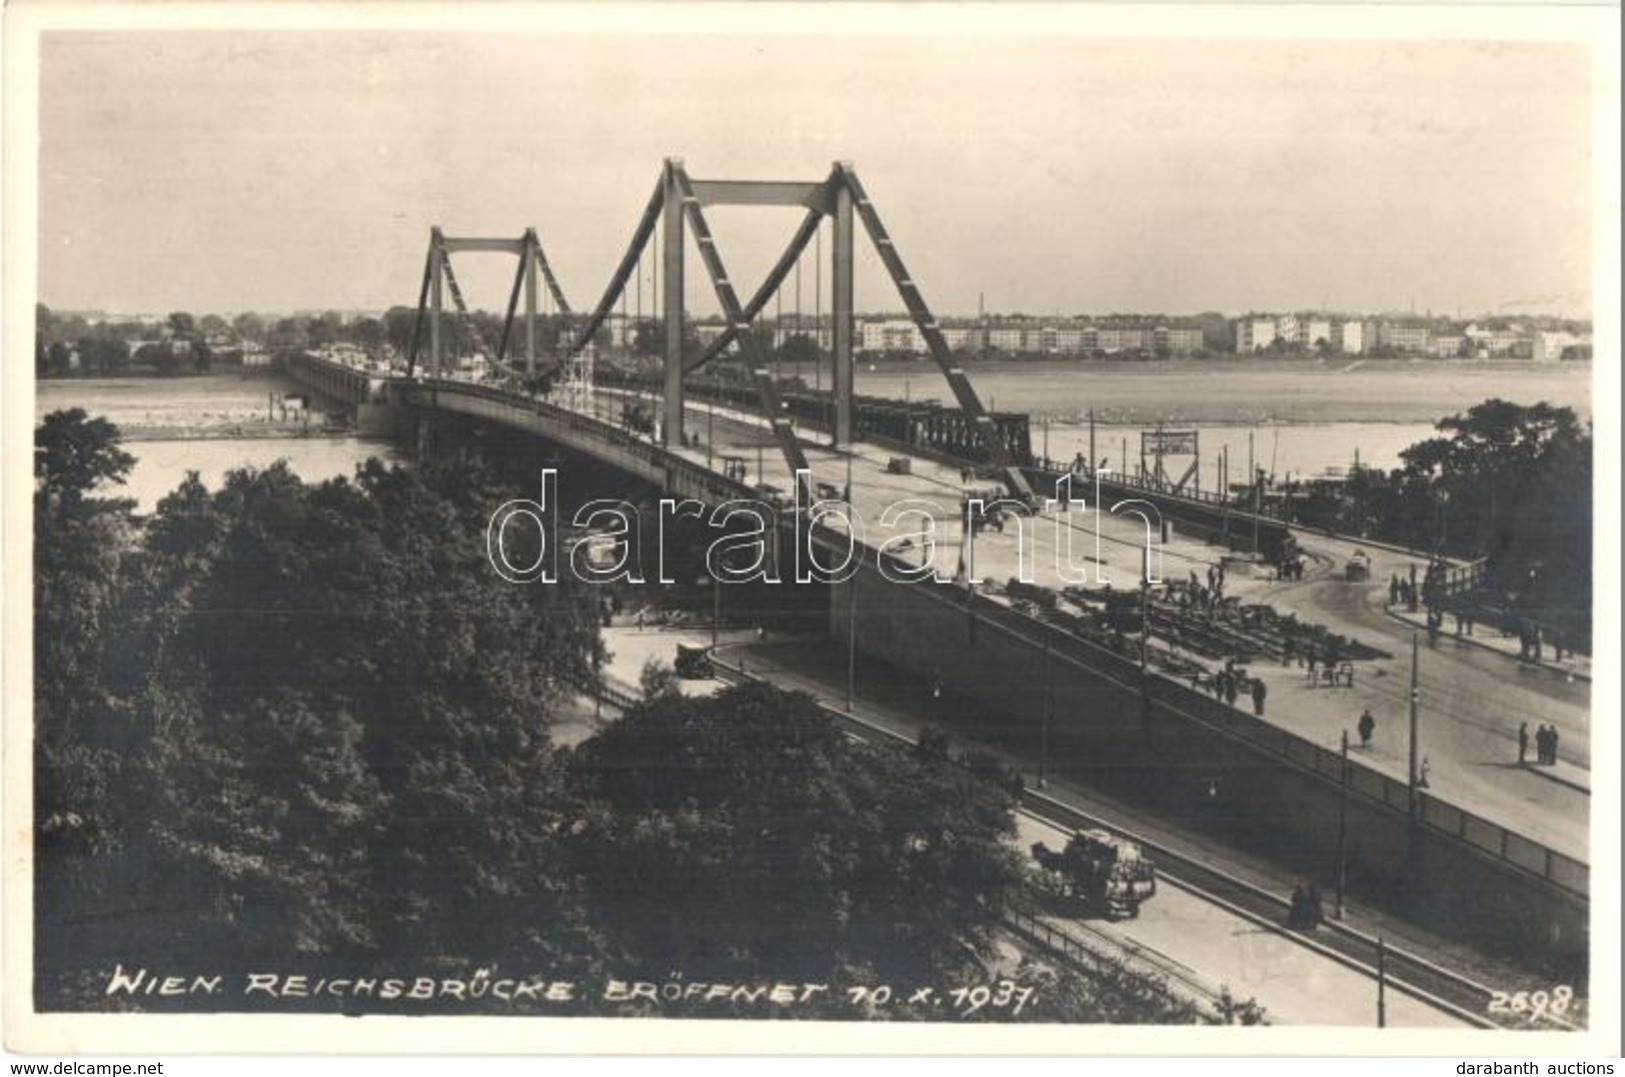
[408,227,572,381]
[562,158,1034,503]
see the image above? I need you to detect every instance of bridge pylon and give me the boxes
[407,227,572,382]
[561,159,1035,504]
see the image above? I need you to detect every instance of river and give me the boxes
[36,358,1591,508]
[36,372,402,512]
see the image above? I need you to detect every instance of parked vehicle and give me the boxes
[1031,828,1158,918]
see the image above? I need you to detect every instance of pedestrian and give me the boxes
[1518,721,1529,765]
[1548,725,1560,766]
[1251,677,1267,716]
[1389,575,1401,606]
[1306,882,1325,928]
[1288,885,1308,929]
[635,609,645,632]
[1358,708,1375,747]
[1535,724,1551,765]
[1224,676,1239,707]
[1306,649,1319,684]
[1416,756,1430,789]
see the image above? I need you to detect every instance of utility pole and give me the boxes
[1408,633,1421,805]
[845,573,858,713]
[845,450,857,713]
[1406,632,1421,885]
[1376,938,1388,1028]
[1041,636,1052,788]
[1088,407,1096,474]
[1139,544,1151,673]
[1337,728,1349,919]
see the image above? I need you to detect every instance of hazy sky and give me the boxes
[38,29,1595,318]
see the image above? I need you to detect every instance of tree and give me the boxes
[231,311,266,343]
[352,316,385,354]
[34,412,141,1001]
[381,306,419,358]
[778,332,822,366]
[35,409,136,509]
[567,681,1024,986]
[268,317,309,351]
[638,656,682,700]
[199,313,229,338]
[44,341,73,377]
[166,311,197,339]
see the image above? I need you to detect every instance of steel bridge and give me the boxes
[402,157,1035,506]
[280,160,1588,963]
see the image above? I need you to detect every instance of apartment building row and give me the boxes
[1234,313,1366,354]
[1236,313,1594,361]
[684,318,1207,356]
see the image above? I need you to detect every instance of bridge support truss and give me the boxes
[408,227,572,381]
[563,158,1033,503]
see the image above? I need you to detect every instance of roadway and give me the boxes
[585,384,1589,862]
[595,626,1478,1029]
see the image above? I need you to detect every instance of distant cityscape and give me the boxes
[36,302,1595,378]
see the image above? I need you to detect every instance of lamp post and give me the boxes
[1337,727,1349,919]
[1041,635,1052,788]
[845,451,858,713]
[709,576,720,649]
[1406,632,1421,884]
[1376,938,1388,1028]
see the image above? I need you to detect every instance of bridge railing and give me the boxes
[956,585,1587,900]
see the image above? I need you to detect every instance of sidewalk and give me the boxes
[1385,605,1592,684]
[1221,651,1589,853]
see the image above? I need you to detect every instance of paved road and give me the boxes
[1012,814,1469,1028]
[594,628,1471,1027]
[586,389,1590,860]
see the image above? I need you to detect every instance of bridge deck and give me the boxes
[589,384,1589,864]
[286,353,1589,870]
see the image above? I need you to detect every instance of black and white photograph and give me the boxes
[5,1,1619,1059]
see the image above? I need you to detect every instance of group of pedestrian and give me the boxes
[1388,573,1421,612]
[1208,664,1241,707]
[1288,883,1326,930]
[1182,578,1226,614]
[1276,556,1305,581]
[1518,720,1561,766]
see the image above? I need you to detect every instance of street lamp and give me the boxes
[1040,635,1052,788]
[1405,632,1422,883]
[1337,728,1349,919]
[844,455,858,714]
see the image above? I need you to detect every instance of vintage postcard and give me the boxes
[4,1,1619,1059]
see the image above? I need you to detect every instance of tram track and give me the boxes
[599,637,1570,1030]
[703,656,1549,1031]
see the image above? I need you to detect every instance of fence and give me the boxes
[960,585,1588,900]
